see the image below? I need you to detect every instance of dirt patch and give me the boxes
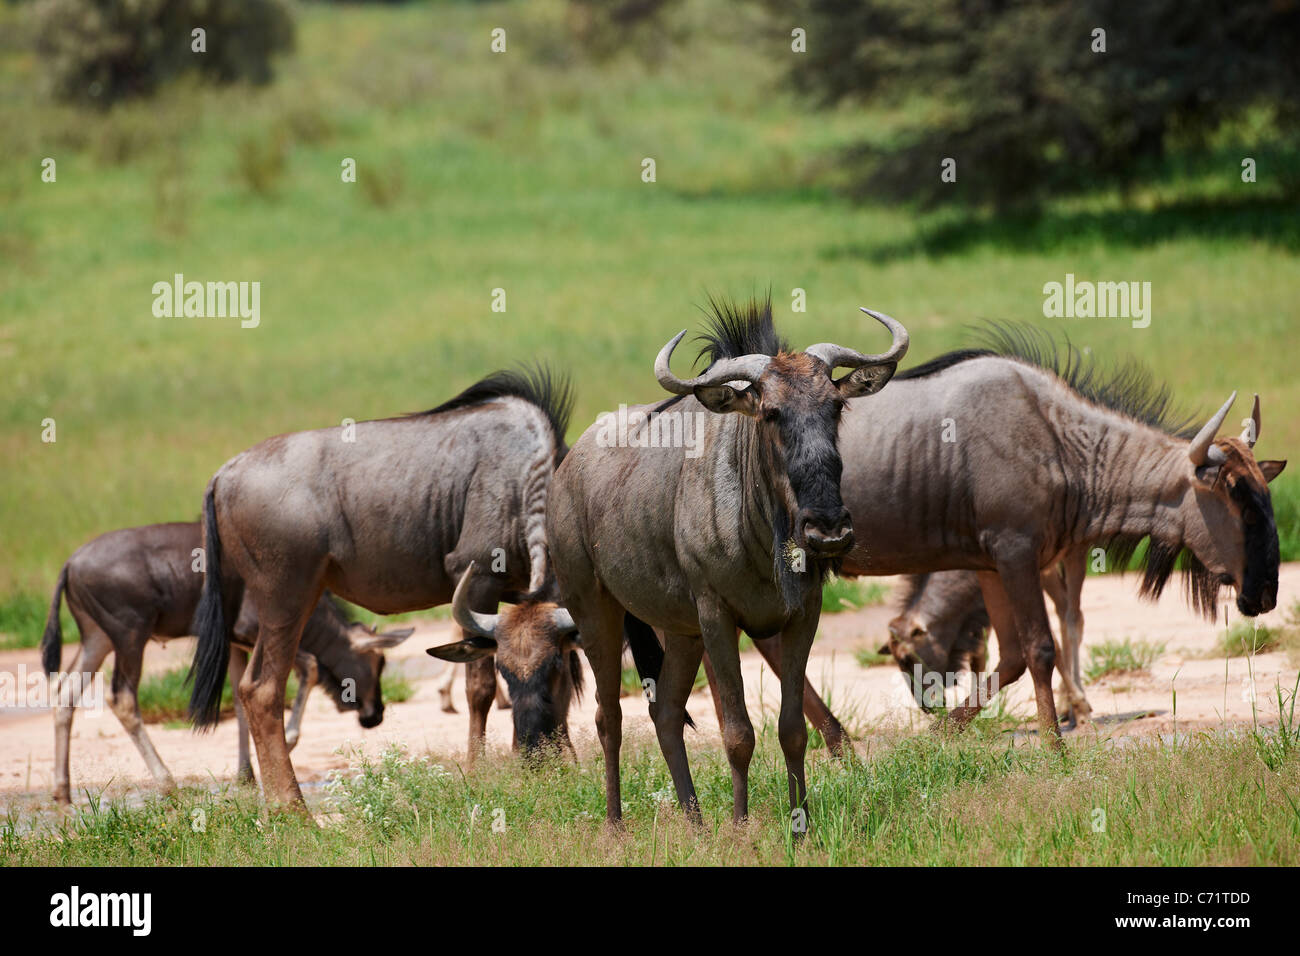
[2,565,1297,808]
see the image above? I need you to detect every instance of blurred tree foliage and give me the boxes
[566,0,687,64]
[775,0,1300,208]
[32,0,295,109]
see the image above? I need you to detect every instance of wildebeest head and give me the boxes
[655,303,908,559]
[426,564,582,759]
[313,617,415,728]
[1178,393,1286,617]
[883,573,989,712]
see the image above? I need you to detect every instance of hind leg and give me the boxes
[229,648,255,784]
[51,616,114,805]
[949,572,1027,730]
[284,650,317,753]
[437,662,458,714]
[240,590,318,809]
[109,630,176,793]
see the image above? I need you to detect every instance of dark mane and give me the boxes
[694,293,789,368]
[897,323,1198,439]
[421,364,574,457]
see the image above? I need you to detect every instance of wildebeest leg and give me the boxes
[1042,565,1087,730]
[697,597,753,824]
[573,598,628,826]
[437,662,458,714]
[701,650,726,728]
[284,650,317,752]
[240,593,317,809]
[228,647,255,784]
[464,658,496,765]
[109,629,177,793]
[775,616,818,831]
[653,631,704,824]
[52,617,114,805]
[1061,550,1090,723]
[949,573,1026,730]
[460,572,505,765]
[997,562,1064,749]
[750,634,855,760]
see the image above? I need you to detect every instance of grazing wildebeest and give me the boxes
[41,522,410,803]
[832,326,1286,743]
[546,297,908,826]
[884,547,1092,727]
[188,368,579,808]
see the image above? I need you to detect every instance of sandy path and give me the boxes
[2,565,1297,807]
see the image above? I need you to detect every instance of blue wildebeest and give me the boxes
[883,547,1090,727]
[41,522,410,803]
[545,297,908,826]
[836,327,1286,743]
[188,368,580,808]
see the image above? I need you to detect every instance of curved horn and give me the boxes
[654,330,772,396]
[805,308,910,371]
[452,562,500,639]
[1187,391,1237,466]
[550,605,576,633]
[1247,393,1260,448]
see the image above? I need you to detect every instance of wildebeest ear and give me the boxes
[1259,460,1287,483]
[427,637,497,662]
[694,383,759,416]
[836,362,897,398]
[876,639,892,656]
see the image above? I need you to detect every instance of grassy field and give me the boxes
[1,0,1297,631]
[4,723,1298,866]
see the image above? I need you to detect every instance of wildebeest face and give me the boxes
[1185,438,1285,616]
[428,566,581,759]
[323,623,414,728]
[1181,394,1286,617]
[655,309,909,559]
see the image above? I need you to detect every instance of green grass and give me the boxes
[3,729,1296,865]
[853,646,892,668]
[1085,637,1167,682]
[1,0,1296,603]
[1215,620,1296,658]
[821,576,889,614]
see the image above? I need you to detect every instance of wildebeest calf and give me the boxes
[41,522,410,803]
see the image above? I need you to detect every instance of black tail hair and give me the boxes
[41,564,68,675]
[623,613,695,730]
[188,482,231,729]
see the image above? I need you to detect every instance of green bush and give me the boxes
[31,0,295,109]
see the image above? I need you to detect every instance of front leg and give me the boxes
[774,612,819,833]
[751,634,855,760]
[696,596,753,825]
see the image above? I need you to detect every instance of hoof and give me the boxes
[53,786,71,806]
[441,703,458,715]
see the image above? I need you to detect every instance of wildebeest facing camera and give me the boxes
[1,0,1296,900]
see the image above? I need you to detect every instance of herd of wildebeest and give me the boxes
[40,297,1287,828]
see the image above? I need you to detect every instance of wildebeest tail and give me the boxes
[623,613,695,730]
[41,564,68,675]
[188,481,231,729]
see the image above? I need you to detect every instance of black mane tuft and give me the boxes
[423,364,574,456]
[694,293,788,369]
[897,323,1198,439]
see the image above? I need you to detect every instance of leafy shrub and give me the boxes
[31,0,295,109]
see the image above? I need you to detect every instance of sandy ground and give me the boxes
[2,565,1298,809]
